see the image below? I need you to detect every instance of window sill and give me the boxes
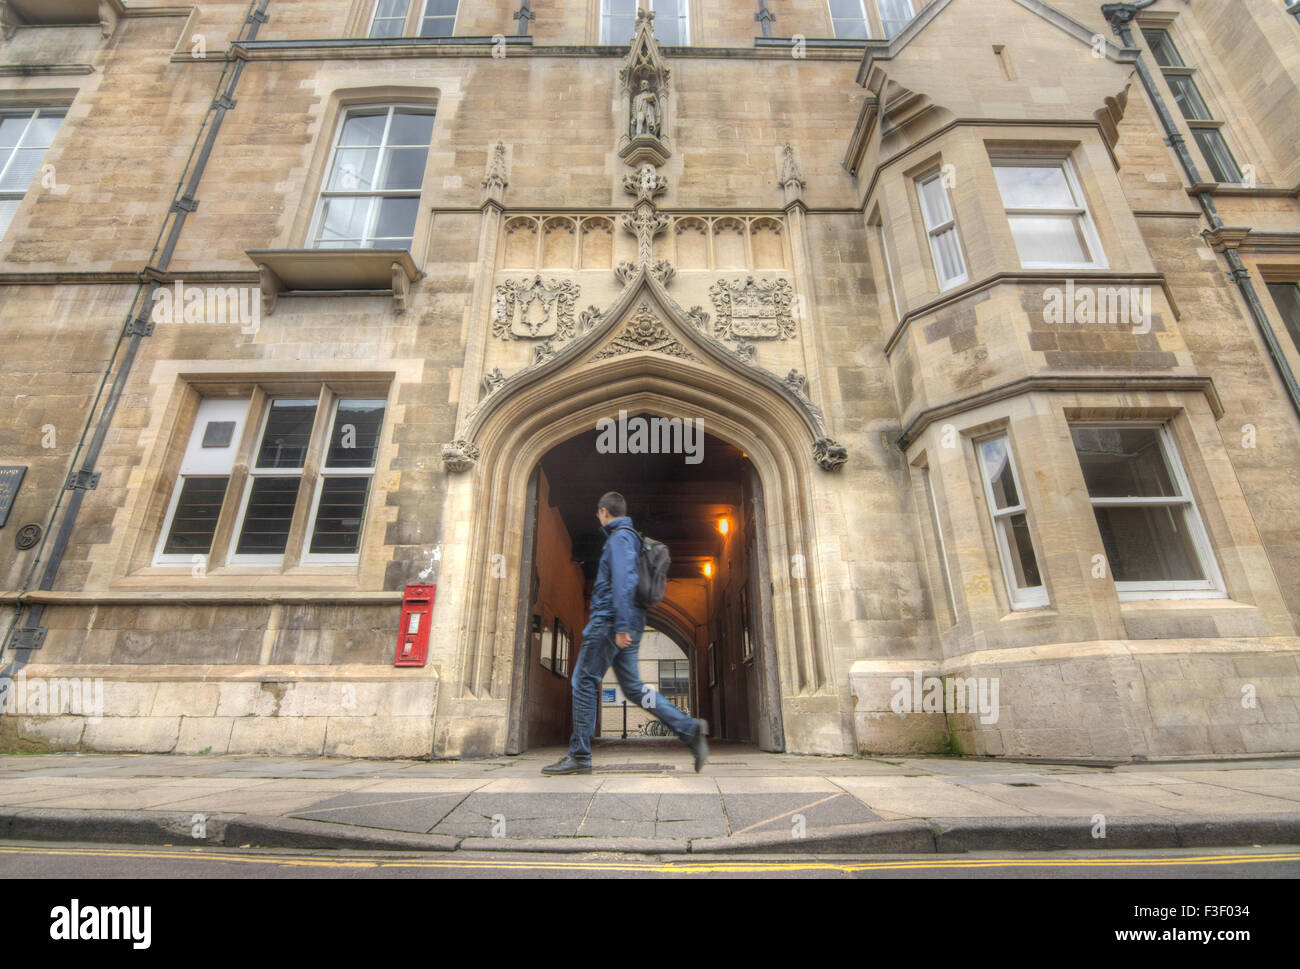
[246,248,421,316]
[1118,595,1242,609]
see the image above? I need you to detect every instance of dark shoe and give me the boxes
[687,719,709,773]
[541,755,592,775]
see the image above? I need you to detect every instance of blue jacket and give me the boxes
[586,516,646,636]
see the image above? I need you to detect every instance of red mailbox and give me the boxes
[394,584,435,667]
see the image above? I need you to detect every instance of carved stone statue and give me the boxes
[631,80,661,138]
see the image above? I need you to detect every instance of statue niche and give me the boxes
[618,10,671,168]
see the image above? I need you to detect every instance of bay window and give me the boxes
[992,158,1106,269]
[975,433,1048,609]
[916,170,967,290]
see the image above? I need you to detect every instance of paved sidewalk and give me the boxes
[0,741,1297,855]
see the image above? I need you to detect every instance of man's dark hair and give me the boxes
[597,491,627,519]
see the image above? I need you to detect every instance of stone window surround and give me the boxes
[592,0,698,46]
[357,0,461,38]
[1254,252,1300,381]
[868,129,1135,324]
[907,395,1283,639]
[987,153,1108,272]
[287,87,441,262]
[970,423,1050,611]
[128,376,396,583]
[1134,10,1271,188]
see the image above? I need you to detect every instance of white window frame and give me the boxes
[828,0,870,39]
[874,216,902,322]
[307,104,434,251]
[0,107,65,240]
[228,398,318,567]
[876,0,915,39]
[367,0,410,37]
[991,156,1108,270]
[916,170,968,291]
[1070,421,1226,600]
[300,398,385,566]
[974,431,1050,610]
[367,0,459,38]
[153,398,250,567]
[601,1,688,45]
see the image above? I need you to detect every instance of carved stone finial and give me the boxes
[482,141,509,203]
[482,367,506,396]
[813,437,848,472]
[780,144,805,205]
[443,440,481,473]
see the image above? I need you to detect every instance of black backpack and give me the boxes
[615,526,671,609]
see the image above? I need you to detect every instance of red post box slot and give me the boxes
[394,584,436,667]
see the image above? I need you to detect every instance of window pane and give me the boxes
[1167,76,1211,121]
[1093,506,1206,582]
[998,513,1043,589]
[931,227,965,285]
[372,196,419,243]
[1070,427,1180,499]
[388,110,435,146]
[424,0,457,15]
[370,18,404,37]
[318,196,373,245]
[1193,129,1242,183]
[326,400,386,468]
[163,476,228,554]
[0,116,30,149]
[236,476,300,555]
[0,199,20,237]
[0,148,47,192]
[832,18,868,38]
[327,148,379,191]
[25,112,64,148]
[309,477,372,554]
[979,437,1020,509]
[994,165,1075,209]
[1141,28,1184,68]
[338,112,388,147]
[830,0,865,16]
[256,400,317,469]
[918,176,952,228]
[654,0,685,45]
[878,0,914,37]
[1008,215,1089,264]
[380,147,428,189]
[1266,282,1300,352]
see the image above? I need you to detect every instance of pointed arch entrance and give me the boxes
[432,271,848,759]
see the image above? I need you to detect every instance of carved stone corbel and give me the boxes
[813,437,848,471]
[257,263,283,317]
[0,2,19,41]
[391,261,409,314]
[443,440,481,473]
[99,0,120,38]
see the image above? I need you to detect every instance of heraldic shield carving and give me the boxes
[709,276,796,342]
[493,275,580,340]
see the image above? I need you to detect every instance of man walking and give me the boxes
[542,491,708,775]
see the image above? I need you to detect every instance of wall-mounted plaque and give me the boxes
[0,466,26,528]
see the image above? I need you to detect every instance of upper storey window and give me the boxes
[310,106,435,251]
[1141,27,1243,184]
[876,0,915,39]
[828,0,870,38]
[367,0,458,38]
[601,1,688,45]
[0,108,64,239]
[991,158,1106,270]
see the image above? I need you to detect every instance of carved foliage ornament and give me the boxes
[592,303,697,362]
[493,275,579,340]
[443,440,481,473]
[709,276,796,342]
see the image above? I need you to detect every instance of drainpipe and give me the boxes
[1101,1,1300,421]
[2,0,272,660]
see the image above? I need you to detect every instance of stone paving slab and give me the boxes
[292,792,466,833]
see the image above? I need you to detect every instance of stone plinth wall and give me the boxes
[0,664,438,759]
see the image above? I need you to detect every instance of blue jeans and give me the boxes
[568,621,696,763]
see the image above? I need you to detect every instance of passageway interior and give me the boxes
[521,415,780,751]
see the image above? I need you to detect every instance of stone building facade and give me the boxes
[0,0,1298,761]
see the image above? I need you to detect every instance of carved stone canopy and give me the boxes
[618,10,672,167]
